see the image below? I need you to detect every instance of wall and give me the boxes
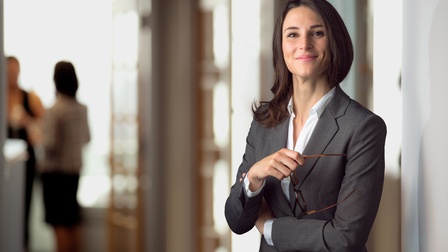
[369,1,402,252]
[402,0,448,251]
[230,1,266,251]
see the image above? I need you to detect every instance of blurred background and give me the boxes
[1,0,446,251]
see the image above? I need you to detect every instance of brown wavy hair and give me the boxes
[252,0,353,127]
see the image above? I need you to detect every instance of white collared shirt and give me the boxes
[281,86,336,199]
[245,86,335,246]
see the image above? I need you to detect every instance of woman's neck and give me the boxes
[291,77,330,120]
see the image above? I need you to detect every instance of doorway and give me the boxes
[4,0,113,251]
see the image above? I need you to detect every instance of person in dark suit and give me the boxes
[224,1,387,251]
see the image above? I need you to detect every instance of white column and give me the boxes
[231,0,262,251]
[372,0,402,177]
[365,2,403,251]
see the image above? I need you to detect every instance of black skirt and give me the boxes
[41,172,81,226]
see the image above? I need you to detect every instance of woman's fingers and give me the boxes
[282,148,305,166]
[268,155,295,177]
[273,148,305,173]
[247,148,305,188]
[259,148,304,179]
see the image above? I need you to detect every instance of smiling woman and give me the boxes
[281,7,329,82]
[225,1,386,251]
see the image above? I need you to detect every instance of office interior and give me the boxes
[1,0,446,251]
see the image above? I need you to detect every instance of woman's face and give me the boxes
[282,6,329,82]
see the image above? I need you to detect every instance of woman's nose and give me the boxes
[299,35,312,50]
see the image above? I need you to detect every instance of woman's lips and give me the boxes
[297,55,317,60]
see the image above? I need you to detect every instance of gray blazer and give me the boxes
[225,85,387,252]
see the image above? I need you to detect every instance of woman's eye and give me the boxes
[312,31,325,37]
[287,32,298,38]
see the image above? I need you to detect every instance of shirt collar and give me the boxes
[287,86,336,118]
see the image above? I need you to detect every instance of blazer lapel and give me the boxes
[266,118,298,213]
[295,112,338,186]
[269,117,289,153]
[294,85,350,187]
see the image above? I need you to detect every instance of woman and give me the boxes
[224,1,387,251]
[40,61,90,252]
[6,56,45,250]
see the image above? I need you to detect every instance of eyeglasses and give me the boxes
[290,153,355,215]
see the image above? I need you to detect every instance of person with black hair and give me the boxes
[40,61,90,252]
[225,1,387,251]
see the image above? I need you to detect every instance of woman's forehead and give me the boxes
[283,6,325,30]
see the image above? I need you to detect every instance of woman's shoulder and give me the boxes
[340,98,386,134]
[26,91,45,117]
[332,86,380,118]
[347,98,382,120]
[51,97,86,113]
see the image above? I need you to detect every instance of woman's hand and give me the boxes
[256,197,274,235]
[247,148,305,191]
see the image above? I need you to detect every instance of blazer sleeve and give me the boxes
[225,119,265,234]
[270,114,387,252]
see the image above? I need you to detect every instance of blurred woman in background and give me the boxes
[7,55,45,251]
[40,61,90,252]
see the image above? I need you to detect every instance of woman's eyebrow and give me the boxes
[283,24,324,33]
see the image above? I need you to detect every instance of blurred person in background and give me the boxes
[224,0,387,251]
[6,55,46,251]
[40,61,90,252]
